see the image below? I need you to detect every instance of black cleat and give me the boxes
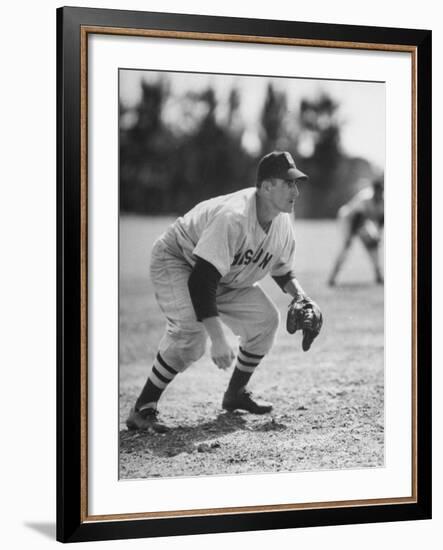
[222,389,273,414]
[126,407,169,433]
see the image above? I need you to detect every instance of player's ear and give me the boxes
[261,178,273,193]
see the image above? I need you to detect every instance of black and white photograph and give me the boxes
[1,0,437,545]
[50,2,431,545]
[118,69,385,480]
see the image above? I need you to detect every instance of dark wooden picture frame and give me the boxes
[57,6,432,543]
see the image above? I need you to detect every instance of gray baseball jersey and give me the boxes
[162,187,297,288]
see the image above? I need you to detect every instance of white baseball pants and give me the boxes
[150,237,280,372]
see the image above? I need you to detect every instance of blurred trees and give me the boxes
[120,78,377,218]
[260,84,288,152]
[120,81,254,215]
[120,79,173,213]
[295,94,374,217]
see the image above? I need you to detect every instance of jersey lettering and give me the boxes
[232,253,241,266]
[231,247,273,270]
[243,250,253,265]
[252,249,263,264]
[258,252,273,269]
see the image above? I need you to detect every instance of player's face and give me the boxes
[268,178,300,213]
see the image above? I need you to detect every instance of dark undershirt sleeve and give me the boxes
[272,271,294,293]
[188,256,222,321]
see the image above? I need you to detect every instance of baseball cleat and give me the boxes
[222,389,273,414]
[126,406,170,433]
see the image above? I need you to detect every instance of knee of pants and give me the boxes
[180,333,207,365]
[263,304,281,339]
[161,328,207,370]
[246,303,281,353]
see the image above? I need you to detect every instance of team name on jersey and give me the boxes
[231,247,273,269]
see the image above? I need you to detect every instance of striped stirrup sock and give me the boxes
[227,347,264,393]
[135,353,179,411]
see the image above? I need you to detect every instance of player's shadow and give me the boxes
[251,418,287,432]
[120,412,249,458]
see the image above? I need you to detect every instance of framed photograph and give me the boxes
[57,6,432,543]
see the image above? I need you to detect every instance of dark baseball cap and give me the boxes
[257,151,308,183]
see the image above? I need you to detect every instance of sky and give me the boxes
[120,69,385,171]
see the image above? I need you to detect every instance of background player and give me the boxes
[126,151,322,432]
[328,177,384,286]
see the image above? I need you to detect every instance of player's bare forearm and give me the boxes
[201,316,226,342]
[201,316,235,369]
[283,278,309,301]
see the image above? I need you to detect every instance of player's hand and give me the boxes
[210,337,235,370]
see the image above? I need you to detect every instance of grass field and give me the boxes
[119,215,384,479]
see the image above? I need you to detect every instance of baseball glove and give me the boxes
[287,297,323,352]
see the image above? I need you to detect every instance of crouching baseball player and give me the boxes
[126,151,323,433]
[328,177,384,286]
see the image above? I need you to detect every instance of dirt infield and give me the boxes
[119,216,384,479]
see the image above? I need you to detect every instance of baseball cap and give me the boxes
[257,151,308,183]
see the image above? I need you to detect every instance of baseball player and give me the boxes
[327,177,384,286]
[126,151,322,433]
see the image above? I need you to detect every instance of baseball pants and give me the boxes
[150,237,280,372]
